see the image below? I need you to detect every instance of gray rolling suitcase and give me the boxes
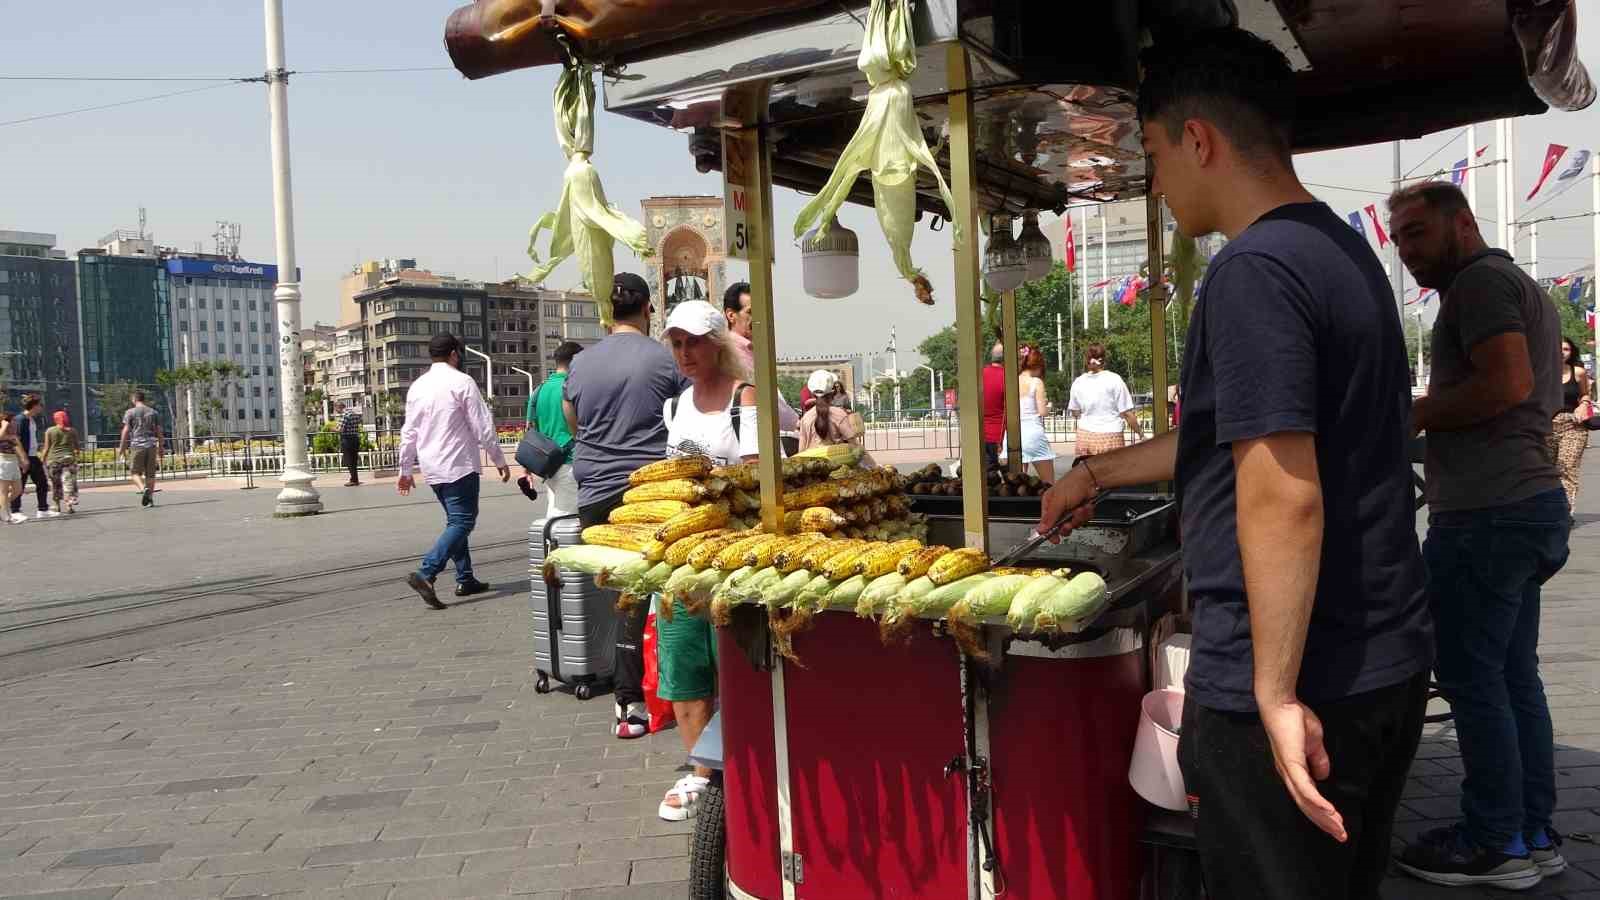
[529,514,617,700]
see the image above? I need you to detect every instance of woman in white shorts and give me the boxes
[0,413,29,524]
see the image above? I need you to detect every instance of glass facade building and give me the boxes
[77,251,172,435]
[0,235,83,425]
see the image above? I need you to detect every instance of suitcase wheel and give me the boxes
[534,673,552,694]
[574,682,594,701]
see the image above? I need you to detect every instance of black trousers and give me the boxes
[579,490,646,708]
[1177,672,1428,900]
[340,434,361,483]
[11,456,47,513]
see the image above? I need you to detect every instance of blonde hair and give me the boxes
[661,327,751,385]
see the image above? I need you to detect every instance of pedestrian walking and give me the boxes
[1000,343,1057,483]
[530,341,583,520]
[721,282,800,454]
[10,396,50,519]
[40,410,80,515]
[337,403,364,486]
[117,391,162,508]
[657,299,759,820]
[563,272,689,740]
[398,333,511,610]
[1549,337,1591,513]
[1391,180,1571,890]
[981,341,1006,469]
[0,413,29,524]
[1038,29,1430,899]
[1068,343,1142,456]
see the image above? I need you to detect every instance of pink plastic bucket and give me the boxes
[1128,689,1187,811]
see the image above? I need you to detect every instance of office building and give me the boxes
[166,255,284,435]
[77,233,171,435]
[1045,201,1226,298]
[0,232,83,424]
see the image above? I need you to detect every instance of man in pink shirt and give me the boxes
[722,282,799,451]
[399,333,510,609]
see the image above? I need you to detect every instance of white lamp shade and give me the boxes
[983,260,1027,293]
[1018,211,1054,281]
[801,217,860,299]
[983,213,1027,293]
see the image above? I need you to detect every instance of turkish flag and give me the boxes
[1118,276,1143,307]
[1064,215,1076,272]
[1363,205,1390,248]
[1527,143,1569,200]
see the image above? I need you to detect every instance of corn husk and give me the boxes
[1033,572,1109,633]
[855,572,907,619]
[526,62,649,326]
[1006,574,1067,631]
[791,0,956,300]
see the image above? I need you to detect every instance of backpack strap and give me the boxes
[729,382,753,441]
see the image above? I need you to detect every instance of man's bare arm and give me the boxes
[1414,332,1533,433]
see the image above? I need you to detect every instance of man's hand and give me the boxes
[397,475,414,496]
[496,465,511,483]
[1410,396,1430,437]
[1258,696,1346,842]
[1035,463,1097,543]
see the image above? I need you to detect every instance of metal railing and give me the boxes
[857,407,1159,458]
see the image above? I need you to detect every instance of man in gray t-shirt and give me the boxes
[1391,181,1570,886]
[117,392,163,506]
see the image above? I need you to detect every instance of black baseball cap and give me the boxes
[613,272,651,301]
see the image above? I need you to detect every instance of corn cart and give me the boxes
[447,2,1593,897]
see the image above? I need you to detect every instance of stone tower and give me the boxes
[641,196,727,333]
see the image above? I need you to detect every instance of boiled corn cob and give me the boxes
[826,574,870,611]
[623,479,709,505]
[663,528,734,567]
[763,569,817,608]
[608,499,689,525]
[855,539,926,579]
[796,573,840,608]
[1033,572,1109,632]
[855,572,907,618]
[949,573,1034,623]
[685,531,749,569]
[663,564,703,596]
[580,524,657,552]
[629,455,712,486]
[545,544,647,576]
[655,503,732,544]
[928,548,991,585]
[898,545,953,579]
[1006,574,1067,630]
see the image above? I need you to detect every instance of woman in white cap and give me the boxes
[654,299,760,823]
[796,369,864,454]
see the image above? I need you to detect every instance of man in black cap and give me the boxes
[398,333,510,609]
[563,272,688,738]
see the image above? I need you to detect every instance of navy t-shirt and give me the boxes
[1176,202,1430,713]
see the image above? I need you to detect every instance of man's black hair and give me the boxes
[21,395,40,411]
[1137,28,1296,166]
[132,391,145,403]
[723,281,751,314]
[1387,180,1472,221]
[612,272,651,320]
[553,341,584,366]
[429,333,462,361]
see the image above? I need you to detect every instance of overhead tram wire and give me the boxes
[0,81,247,128]
[1402,127,1471,180]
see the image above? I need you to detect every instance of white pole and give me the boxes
[1466,124,1478,216]
[510,365,536,424]
[1507,118,1519,260]
[263,0,320,516]
[1391,142,1404,318]
[1592,151,1599,366]
[1079,209,1089,330]
[182,333,195,443]
[464,345,494,419]
[1055,312,1064,374]
[1531,221,1540,280]
[889,325,900,421]
[1415,307,1425,388]
[1100,212,1109,329]
[1496,120,1510,249]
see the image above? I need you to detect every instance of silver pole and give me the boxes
[1079,209,1089,330]
[464,345,494,412]
[1391,142,1404,319]
[263,0,320,516]
[1531,221,1540,280]
[1100,212,1109,330]
[1592,151,1599,367]
[1507,119,1519,259]
[1466,124,1478,216]
[510,365,536,424]
[1496,120,1510,249]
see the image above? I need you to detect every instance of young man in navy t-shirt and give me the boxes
[1037,29,1430,899]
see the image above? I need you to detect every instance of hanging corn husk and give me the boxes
[792,0,957,304]
[527,59,650,327]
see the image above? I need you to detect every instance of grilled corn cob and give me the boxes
[663,528,734,567]
[928,547,991,585]
[641,539,670,562]
[793,443,863,466]
[580,524,657,552]
[797,538,859,572]
[608,499,689,525]
[897,545,953,579]
[784,480,846,509]
[710,462,757,490]
[654,503,732,544]
[684,531,749,569]
[712,533,772,571]
[623,479,709,505]
[741,534,791,569]
[629,455,712,486]
[786,507,848,533]
[855,539,926,578]
[775,535,830,572]
[822,543,878,581]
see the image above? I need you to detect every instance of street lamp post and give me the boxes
[464,345,495,418]
[916,364,935,415]
[263,0,320,516]
[509,366,536,425]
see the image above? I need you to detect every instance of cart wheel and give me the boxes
[689,772,726,900]
[574,682,593,701]
[534,674,551,694]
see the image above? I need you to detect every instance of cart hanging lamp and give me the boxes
[791,0,957,305]
[525,55,650,328]
[1018,209,1053,282]
[800,215,861,299]
[983,213,1027,294]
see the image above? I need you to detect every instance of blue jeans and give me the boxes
[1424,488,1571,850]
[420,473,479,585]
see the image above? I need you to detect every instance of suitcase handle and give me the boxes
[543,513,580,554]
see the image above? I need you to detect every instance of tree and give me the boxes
[776,374,806,411]
[95,381,140,435]
[305,388,326,424]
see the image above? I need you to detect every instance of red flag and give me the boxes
[1064,215,1076,272]
[1527,143,1569,200]
[1118,275,1143,307]
[1363,205,1389,248]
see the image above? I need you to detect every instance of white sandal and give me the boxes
[658,774,710,822]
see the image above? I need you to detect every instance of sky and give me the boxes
[2,2,1596,366]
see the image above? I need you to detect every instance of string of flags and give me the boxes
[1528,144,1593,200]
[1349,205,1391,248]
[1450,146,1489,186]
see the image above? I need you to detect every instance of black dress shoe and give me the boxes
[407,573,447,609]
[455,578,491,597]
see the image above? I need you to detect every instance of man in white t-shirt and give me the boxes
[1068,342,1143,456]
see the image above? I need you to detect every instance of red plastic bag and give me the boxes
[641,612,675,733]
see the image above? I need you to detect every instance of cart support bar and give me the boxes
[1002,289,1022,475]
[947,45,989,552]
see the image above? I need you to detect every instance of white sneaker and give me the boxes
[34,511,47,520]
[9,513,27,524]
[42,510,60,518]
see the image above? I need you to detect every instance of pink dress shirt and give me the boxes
[399,362,507,484]
[731,331,800,431]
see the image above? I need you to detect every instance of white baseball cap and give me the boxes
[663,300,725,337]
[807,369,840,394]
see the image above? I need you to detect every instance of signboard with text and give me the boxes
[722,130,751,260]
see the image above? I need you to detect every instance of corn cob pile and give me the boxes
[537,453,1110,663]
